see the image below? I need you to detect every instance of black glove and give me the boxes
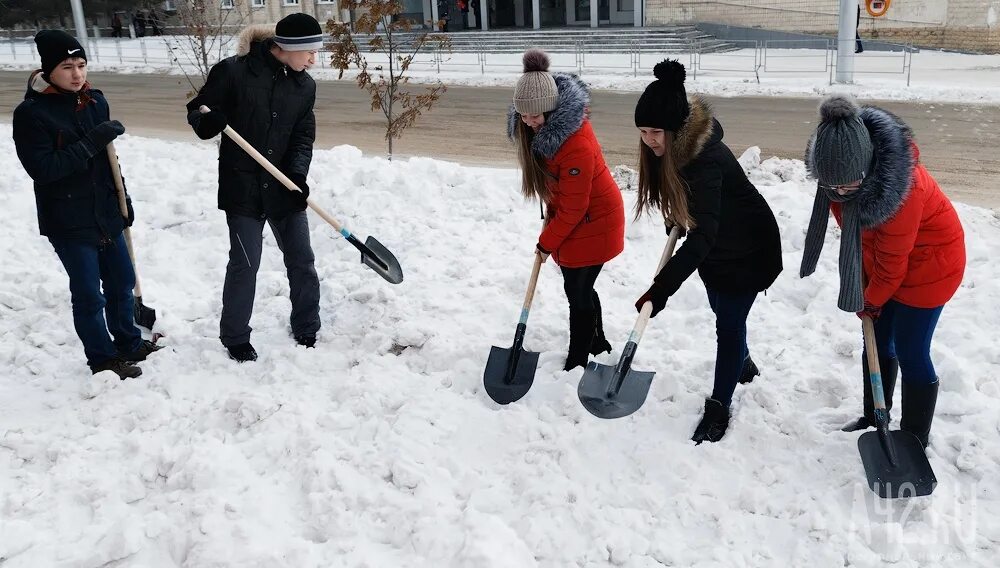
[125,196,135,227]
[195,109,227,140]
[665,223,687,237]
[84,120,125,154]
[635,282,669,318]
[287,173,309,207]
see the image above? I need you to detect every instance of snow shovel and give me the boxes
[107,142,157,330]
[484,252,544,404]
[578,226,681,419]
[857,316,937,498]
[198,106,403,285]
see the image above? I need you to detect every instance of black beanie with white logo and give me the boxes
[35,30,87,78]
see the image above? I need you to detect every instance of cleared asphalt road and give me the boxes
[2,70,997,207]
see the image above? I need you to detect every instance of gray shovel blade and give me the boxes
[578,361,654,419]
[361,236,404,284]
[859,429,937,498]
[484,345,539,405]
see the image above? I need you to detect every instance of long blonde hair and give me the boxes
[514,119,556,202]
[635,137,695,229]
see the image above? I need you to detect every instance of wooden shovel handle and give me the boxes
[105,142,143,297]
[199,105,347,234]
[633,225,683,339]
[522,252,544,312]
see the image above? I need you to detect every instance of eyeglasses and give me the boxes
[818,180,863,195]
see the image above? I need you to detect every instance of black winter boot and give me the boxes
[590,292,612,356]
[90,358,142,380]
[901,381,939,449]
[692,398,730,444]
[227,342,258,363]
[565,309,595,371]
[738,355,760,384]
[295,334,316,348]
[119,339,164,362]
[842,355,898,432]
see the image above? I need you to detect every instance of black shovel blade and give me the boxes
[353,236,403,284]
[859,429,937,498]
[578,361,654,419]
[133,296,156,330]
[484,345,539,405]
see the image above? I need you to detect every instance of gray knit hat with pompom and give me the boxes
[810,94,875,186]
[513,49,559,115]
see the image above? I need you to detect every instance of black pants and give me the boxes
[560,264,603,310]
[220,212,321,346]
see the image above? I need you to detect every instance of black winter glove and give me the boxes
[635,282,669,318]
[665,223,686,237]
[287,173,310,208]
[125,196,135,227]
[84,120,125,155]
[195,109,228,140]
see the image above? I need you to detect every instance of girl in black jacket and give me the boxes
[12,30,160,380]
[632,61,783,443]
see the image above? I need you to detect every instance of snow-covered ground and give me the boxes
[3,36,1000,104]
[0,125,998,566]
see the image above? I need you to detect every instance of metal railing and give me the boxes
[0,36,919,86]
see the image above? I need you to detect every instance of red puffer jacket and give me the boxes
[539,120,625,268]
[832,145,965,308]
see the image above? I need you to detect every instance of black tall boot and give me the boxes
[565,309,595,371]
[692,398,730,444]
[738,355,760,384]
[842,355,898,432]
[590,291,612,356]
[901,381,939,449]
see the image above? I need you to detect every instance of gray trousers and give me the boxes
[220,212,321,346]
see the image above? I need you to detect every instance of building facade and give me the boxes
[644,0,1000,53]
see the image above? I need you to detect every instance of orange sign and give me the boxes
[865,0,891,18]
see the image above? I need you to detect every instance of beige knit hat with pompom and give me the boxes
[513,49,559,115]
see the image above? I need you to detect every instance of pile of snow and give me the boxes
[0,124,998,566]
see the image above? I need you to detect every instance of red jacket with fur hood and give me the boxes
[829,111,965,308]
[508,74,625,268]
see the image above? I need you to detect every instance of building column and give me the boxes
[590,0,598,28]
[515,0,525,27]
[634,0,642,27]
[482,0,490,30]
[532,0,541,29]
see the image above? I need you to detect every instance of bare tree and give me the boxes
[328,0,450,160]
[165,0,247,95]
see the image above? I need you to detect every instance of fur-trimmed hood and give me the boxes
[507,72,590,160]
[671,96,717,169]
[805,106,914,227]
[237,24,276,56]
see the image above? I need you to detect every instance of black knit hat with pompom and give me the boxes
[634,59,690,132]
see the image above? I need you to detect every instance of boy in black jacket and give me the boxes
[12,30,161,380]
[186,14,322,362]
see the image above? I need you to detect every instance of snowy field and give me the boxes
[3,36,1000,104]
[0,124,999,566]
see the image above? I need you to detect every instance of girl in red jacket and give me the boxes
[801,94,966,448]
[508,49,626,371]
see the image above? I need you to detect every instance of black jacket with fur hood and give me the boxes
[186,25,316,219]
[655,97,783,295]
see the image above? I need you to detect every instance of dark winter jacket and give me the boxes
[507,73,626,268]
[12,71,130,243]
[186,25,316,220]
[815,107,965,308]
[654,97,783,295]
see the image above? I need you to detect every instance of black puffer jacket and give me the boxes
[186,25,316,220]
[13,72,130,243]
[655,97,783,295]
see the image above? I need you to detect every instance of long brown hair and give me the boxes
[635,137,695,229]
[514,119,556,202]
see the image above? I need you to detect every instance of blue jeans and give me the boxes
[706,287,758,407]
[868,300,943,385]
[50,233,142,367]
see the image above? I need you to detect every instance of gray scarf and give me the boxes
[799,185,864,312]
